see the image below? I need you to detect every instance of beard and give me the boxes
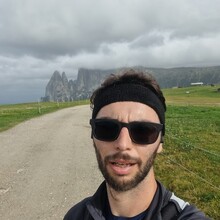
[93,143,158,192]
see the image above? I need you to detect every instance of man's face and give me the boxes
[93,101,163,192]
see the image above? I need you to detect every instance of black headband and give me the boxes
[92,83,166,135]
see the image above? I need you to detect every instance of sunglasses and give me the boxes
[90,118,163,145]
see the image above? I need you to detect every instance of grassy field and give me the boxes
[0,85,219,218]
[155,105,219,219]
[163,84,220,106]
[0,100,89,132]
[156,85,220,219]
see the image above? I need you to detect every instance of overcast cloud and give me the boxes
[0,0,220,104]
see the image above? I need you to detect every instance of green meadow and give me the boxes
[0,85,219,218]
[156,85,220,219]
[0,100,89,132]
[163,84,220,106]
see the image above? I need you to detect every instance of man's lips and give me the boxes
[109,159,136,175]
[110,159,136,166]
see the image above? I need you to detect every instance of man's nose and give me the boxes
[114,127,132,151]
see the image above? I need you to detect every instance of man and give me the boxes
[64,69,209,219]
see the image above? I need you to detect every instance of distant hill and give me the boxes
[41,66,220,102]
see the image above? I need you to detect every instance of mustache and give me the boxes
[104,152,141,164]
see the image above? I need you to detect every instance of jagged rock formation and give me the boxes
[42,68,116,102]
[43,71,71,102]
[42,66,220,102]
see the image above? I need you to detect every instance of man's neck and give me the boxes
[106,169,157,217]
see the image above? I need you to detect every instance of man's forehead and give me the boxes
[96,101,160,122]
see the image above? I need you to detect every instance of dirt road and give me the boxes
[0,105,103,220]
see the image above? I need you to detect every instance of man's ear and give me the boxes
[160,136,164,143]
[157,143,163,153]
[157,135,164,153]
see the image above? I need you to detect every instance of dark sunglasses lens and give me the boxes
[94,120,120,141]
[130,122,159,144]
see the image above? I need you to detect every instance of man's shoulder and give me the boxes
[179,204,211,220]
[63,182,107,220]
[63,197,91,220]
[165,193,210,220]
[158,182,210,219]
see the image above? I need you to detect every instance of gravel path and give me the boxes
[0,105,103,220]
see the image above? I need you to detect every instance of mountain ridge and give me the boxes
[42,66,220,102]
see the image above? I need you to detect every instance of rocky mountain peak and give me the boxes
[43,71,71,102]
[42,66,220,102]
[62,72,69,87]
[51,70,62,81]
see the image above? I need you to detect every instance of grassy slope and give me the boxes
[163,84,220,105]
[0,86,219,218]
[155,85,220,219]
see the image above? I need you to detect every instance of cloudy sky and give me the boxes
[0,0,220,104]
